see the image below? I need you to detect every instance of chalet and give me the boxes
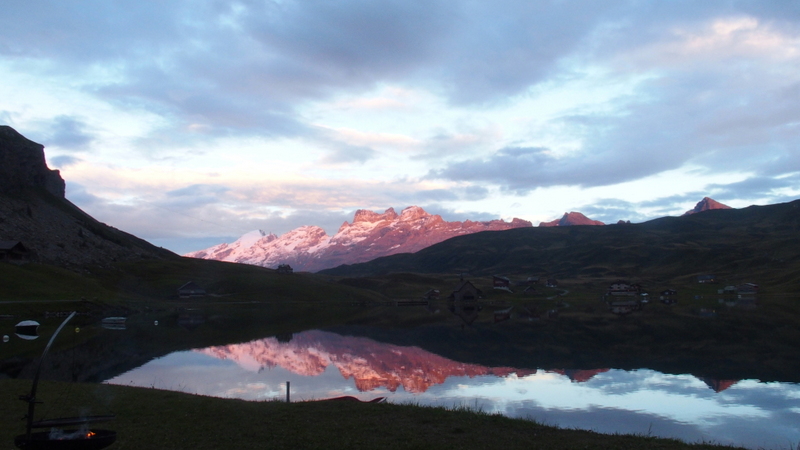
[423,289,440,300]
[721,286,737,295]
[276,264,294,274]
[697,274,717,284]
[608,300,641,315]
[660,289,677,296]
[177,281,207,298]
[607,280,639,297]
[0,241,30,261]
[492,275,511,288]
[448,301,480,325]
[523,285,536,294]
[493,306,512,323]
[737,283,759,294]
[448,281,482,302]
[545,278,558,288]
[527,277,540,285]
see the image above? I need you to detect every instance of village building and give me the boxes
[493,306,513,323]
[545,278,558,288]
[607,280,640,297]
[0,241,30,262]
[492,275,511,288]
[661,297,677,305]
[276,264,294,274]
[697,274,717,283]
[177,281,207,298]
[423,289,440,300]
[608,300,641,315]
[448,281,482,302]
[737,283,759,294]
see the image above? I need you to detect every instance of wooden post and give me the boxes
[286,381,290,403]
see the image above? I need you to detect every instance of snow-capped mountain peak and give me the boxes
[185,206,532,272]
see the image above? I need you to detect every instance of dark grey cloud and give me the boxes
[578,199,647,224]
[3,0,799,149]
[47,116,94,149]
[162,184,232,208]
[49,155,83,168]
[427,146,574,194]
[65,182,102,207]
[319,143,377,165]
[430,58,800,193]
[708,176,800,203]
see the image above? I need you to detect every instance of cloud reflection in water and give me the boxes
[104,330,800,449]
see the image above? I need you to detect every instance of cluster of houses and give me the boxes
[490,275,558,294]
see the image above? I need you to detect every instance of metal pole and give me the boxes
[286,381,290,403]
[23,311,77,440]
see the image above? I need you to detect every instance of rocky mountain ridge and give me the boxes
[185,206,532,272]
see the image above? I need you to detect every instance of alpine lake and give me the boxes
[2,294,800,450]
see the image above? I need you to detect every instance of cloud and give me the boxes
[319,143,377,165]
[49,155,83,168]
[47,115,94,149]
[707,174,800,204]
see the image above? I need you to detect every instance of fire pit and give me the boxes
[14,429,116,450]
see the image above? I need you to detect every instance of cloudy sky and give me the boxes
[2,1,799,254]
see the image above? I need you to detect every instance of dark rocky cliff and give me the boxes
[0,126,65,198]
[0,125,176,268]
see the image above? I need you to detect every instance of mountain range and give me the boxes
[200,330,533,394]
[319,198,800,283]
[187,198,733,273]
[185,207,532,272]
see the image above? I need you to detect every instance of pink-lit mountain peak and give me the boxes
[186,206,531,272]
[683,197,732,215]
[539,211,604,227]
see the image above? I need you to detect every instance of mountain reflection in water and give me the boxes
[105,330,800,450]
[198,330,535,393]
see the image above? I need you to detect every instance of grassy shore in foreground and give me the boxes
[1,380,743,450]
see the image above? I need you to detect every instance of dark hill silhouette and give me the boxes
[320,200,800,285]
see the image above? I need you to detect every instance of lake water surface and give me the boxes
[104,328,800,449]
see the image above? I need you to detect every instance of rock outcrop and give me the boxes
[186,207,533,272]
[0,126,65,197]
[539,212,604,227]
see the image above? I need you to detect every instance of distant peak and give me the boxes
[539,212,604,227]
[683,197,732,216]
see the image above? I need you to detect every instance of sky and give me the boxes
[1,1,799,254]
